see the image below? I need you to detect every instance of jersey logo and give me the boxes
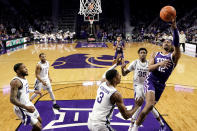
[17,99,172,131]
[51,53,129,69]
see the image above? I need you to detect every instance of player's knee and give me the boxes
[147,103,154,112]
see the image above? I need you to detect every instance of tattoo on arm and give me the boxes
[10,79,26,109]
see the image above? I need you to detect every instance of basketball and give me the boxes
[160,6,176,22]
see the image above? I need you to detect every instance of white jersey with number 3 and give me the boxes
[89,82,117,123]
[38,61,49,80]
[127,59,149,86]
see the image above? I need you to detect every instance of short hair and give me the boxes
[39,53,45,57]
[106,69,117,82]
[138,48,148,54]
[14,63,23,73]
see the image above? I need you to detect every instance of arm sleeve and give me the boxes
[172,28,180,47]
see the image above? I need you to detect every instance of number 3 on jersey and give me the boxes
[97,92,104,103]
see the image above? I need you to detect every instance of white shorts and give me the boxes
[14,102,40,126]
[87,118,115,131]
[34,78,52,91]
[133,84,145,100]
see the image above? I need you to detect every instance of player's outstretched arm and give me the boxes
[121,63,130,76]
[100,56,121,83]
[111,92,140,120]
[171,18,181,65]
[121,60,137,76]
[100,63,118,83]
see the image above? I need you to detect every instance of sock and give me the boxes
[151,108,164,126]
[159,119,164,126]
[30,93,38,101]
[131,122,139,131]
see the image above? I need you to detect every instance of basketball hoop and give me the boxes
[79,0,102,22]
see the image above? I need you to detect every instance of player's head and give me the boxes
[14,63,28,76]
[117,36,122,42]
[138,48,148,60]
[39,53,46,62]
[180,31,184,34]
[106,69,121,86]
[162,39,173,52]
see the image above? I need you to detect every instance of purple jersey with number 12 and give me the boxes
[147,52,175,84]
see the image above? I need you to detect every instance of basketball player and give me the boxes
[113,36,125,65]
[88,57,140,131]
[30,53,60,110]
[121,48,164,130]
[10,63,42,131]
[131,19,181,131]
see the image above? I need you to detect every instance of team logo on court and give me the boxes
[17,99,172,131]
[51,53,129,69]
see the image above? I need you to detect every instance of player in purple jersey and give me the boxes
[113,36,125,65]
[131,18,181,131]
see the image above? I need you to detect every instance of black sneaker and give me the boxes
[53,104,60,110]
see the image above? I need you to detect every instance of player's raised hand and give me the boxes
[171,18,177,29]
[26,106,35,113]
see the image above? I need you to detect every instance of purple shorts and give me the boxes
[144,76,165,101]
[113,51,124,59]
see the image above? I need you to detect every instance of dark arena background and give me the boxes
[0,0,196,131]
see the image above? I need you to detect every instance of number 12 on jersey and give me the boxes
[97,92,104,103]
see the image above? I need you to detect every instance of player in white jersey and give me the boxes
[30,53,60,110]
[10,63,42,131]
[121,48,164,131]
[88,57,141,131]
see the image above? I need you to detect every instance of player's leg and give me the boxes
[183,43,185,52]
[121,53,125,65]
[37,116,42,124]
[128,86,144,131]
[112,51,118,65]
[131,90,155,131]
[151,86,165,129]
[32,121,42,131]
[46,80,60,109]
[151,107,164,126]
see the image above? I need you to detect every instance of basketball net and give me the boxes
[79,0,102,16]
[89,18,94,25]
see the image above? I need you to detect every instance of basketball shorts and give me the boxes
[34,78,52,91]
[113,51,124,59]
[88,118,115,131]
[14,102,40,126]
[133,84,145,100]
[144,77,165,101]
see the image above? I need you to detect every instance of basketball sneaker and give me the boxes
[53,104,60,110]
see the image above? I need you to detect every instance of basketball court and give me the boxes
[0,42,197,131]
